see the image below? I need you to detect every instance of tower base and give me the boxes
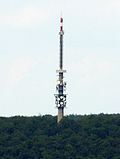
[57,107,64,123]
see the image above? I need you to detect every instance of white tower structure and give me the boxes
[55,17,67,123]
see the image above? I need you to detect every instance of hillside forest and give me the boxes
[0,114,120,159]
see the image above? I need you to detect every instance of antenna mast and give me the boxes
[55,17,67,123]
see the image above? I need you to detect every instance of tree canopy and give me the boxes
[0,114,120,159]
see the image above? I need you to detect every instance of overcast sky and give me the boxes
[0,0,120,116]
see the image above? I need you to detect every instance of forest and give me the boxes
[0,114,120,159]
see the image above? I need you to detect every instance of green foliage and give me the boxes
[0,114,120,159]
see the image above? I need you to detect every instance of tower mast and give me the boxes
[55,17,67,123]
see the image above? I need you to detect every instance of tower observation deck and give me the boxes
[55,17,67,123]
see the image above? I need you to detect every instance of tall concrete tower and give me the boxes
[55,17,67,123]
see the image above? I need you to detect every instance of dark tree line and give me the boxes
[0,114,120,159]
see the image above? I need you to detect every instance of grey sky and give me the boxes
[0,0,120,116]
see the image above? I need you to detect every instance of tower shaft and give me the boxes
[60,32,63,70]
[55,17,67,123]
[58,107,64,123]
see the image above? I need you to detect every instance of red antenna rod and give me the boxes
[60,17,63,32]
